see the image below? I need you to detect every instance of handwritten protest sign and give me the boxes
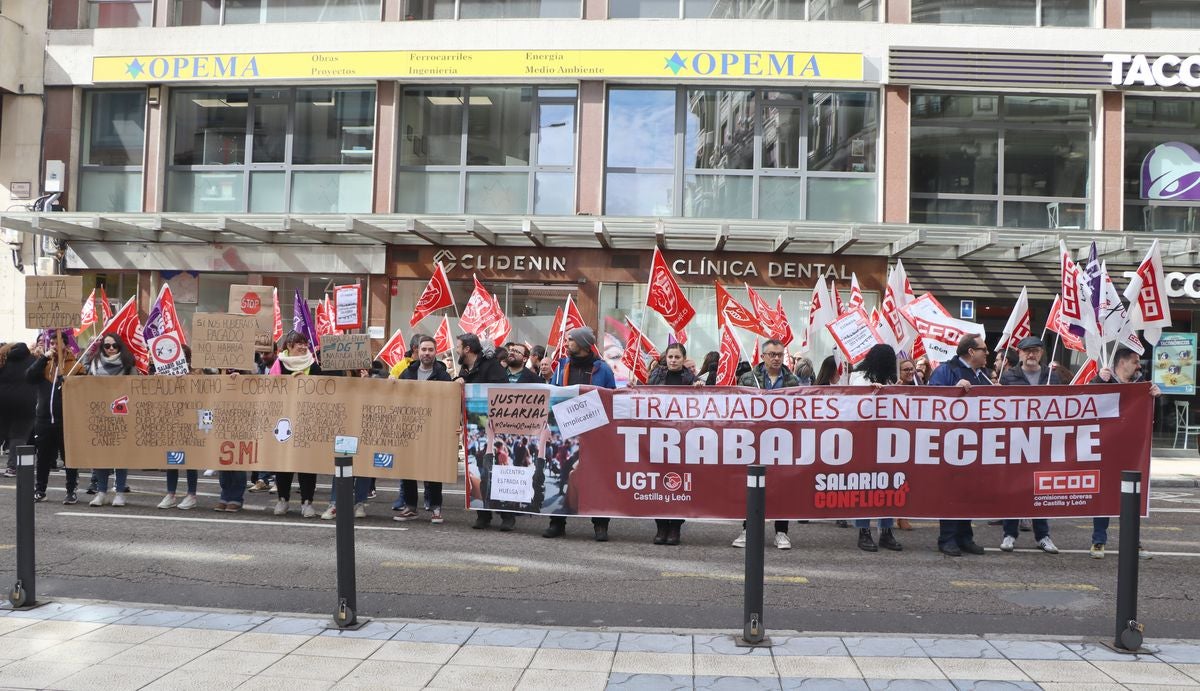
[825,307,883,365]
[487,387,550,435]
[25,275,83,329]
[149,333,190,376]
[228,285,275,352]
[490,465,535,503]
[551,388,608,438]
[62,375,460,479]
[192,313,257,371]
[320,333,372,372]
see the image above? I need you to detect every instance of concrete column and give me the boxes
[383,0,403,20]
[1104,0,1122,28]
[882,86,909,224]
[373,81,397,213]
[584,0,607,19]
[575,81,605,215]
[42,88,77,208]
[886,0,910,24]
[368,275,390,351]
[144,87,167,211]
[1101,91,1123,231]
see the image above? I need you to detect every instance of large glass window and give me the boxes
[404,0,579,18]
[910,92,1093,229]
[396,86,577,215]
[174,0,379,24]
[166,87,375,212]
[606,87,878,220]
[87,0,153,28]
[1126,0,1200,29]
[911,0,1092,26]
[609,0,875,19]
[79,91,146,212]
[1124,97,1200,233]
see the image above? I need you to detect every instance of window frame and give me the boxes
[394,85,579,214]
[173,0,382,25]
[78,89,148,213]
[606,0,878,20]
[909,90,1095,229]
[909,0,1095,27]
[603,85,880,220]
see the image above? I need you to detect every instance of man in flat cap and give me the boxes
[997,334,1061,554]
[544,326,616,541]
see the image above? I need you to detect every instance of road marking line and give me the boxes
[661,571,808,584]
[1071,525,1182,531]
[380,561,519,573]
[951,580,1098,591]
[0,545,13,550]
[54,512,409,531]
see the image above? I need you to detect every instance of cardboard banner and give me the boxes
[463,384,1153,520]
[192,313,258,371]
[25,275,83,329]
[320,333,372,372]
[63,376,460,480]
[228,285,275,351]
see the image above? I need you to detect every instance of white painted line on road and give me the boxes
[54,512,411,531]
[951,580,1098,591]
[380,561,519,573]
[661,571,809,584]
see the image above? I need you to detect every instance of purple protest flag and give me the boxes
[41,328,81,356]
[293,288,319,348]
[1085,241,1102,324]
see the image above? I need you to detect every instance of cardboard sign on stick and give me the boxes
[25,275,83,329]
[825,307,884,365]
[320,333,372,372]
[192,313,257,371]
[228,285,274,350]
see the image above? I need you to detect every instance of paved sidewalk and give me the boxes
[0,599,1197,690]
[1149,454,1200,488]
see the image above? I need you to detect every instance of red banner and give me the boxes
[463,384,1152,521]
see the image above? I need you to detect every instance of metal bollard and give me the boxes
[1113,470,1144,651]
[331,456,368,629]
[9,446,44,610]
[739,465,770,646]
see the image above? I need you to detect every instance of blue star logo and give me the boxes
[125,58,144,79]
[664,52,687,75]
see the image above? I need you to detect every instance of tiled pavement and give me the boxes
[0,601,1198,689]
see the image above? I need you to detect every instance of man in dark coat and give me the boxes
[396,335,453,524]
[455,333,515,531]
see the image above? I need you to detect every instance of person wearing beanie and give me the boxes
[544,326,617,541]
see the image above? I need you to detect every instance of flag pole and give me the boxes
[1046,332,1060,384]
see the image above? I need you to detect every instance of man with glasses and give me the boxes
[733,339,799,550]
[927,333,993,557]
[503,342,541,384]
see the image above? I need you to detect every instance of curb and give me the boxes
[1151,478,1200,488]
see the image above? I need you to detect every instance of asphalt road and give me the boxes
[2,471,1199,638]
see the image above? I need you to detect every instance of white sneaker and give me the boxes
[1000,535,1016,552]
[203,469,215,477]
[301,501,317,518]
[273,499,289,516]
[321,505,336,520]
[89,491,107,507]
[732,530,747,548]
[1139,547,1153,560]
[1090,543,1105,559]
[111,492,127,507]
[774,532,792,550]
[1037,537,1059,554]
[157,494,178,510]
[353,503,366,519]
[178,495,197,510]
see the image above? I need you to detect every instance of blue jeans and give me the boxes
[166,469,198,495]
[938,520,974,548]
[329,477,371,505]
[1092,517,1110,545]
[1003,519,1049,540]
[855,519,895,529]
[95,469,127,494]
[219,471,247,504]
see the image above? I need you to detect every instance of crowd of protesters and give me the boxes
[0,324,1159,559]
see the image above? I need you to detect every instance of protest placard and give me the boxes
[192,313,257,371]
[228,285,274,350]
[490,465,535,503]
[825,307,883,365]
[487,386,550,435]
[334,284,361,330]
[320,333,372,372]
[25,275,83,329]
[61,375,460,480]
[149,333,190,376]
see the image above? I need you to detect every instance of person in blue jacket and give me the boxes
[544,326,616,540]
[927,333,993,557]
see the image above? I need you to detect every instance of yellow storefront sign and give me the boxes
[92,50,863,83]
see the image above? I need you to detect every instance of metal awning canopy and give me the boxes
[3,212,1196,264]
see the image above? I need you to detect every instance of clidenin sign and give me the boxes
[93,49,864,84]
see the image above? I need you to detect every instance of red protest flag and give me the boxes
[316,296,340,339]
[376,327,407,368]
[646,247,696,333]
[546,306,564,352]
[458,277,495,336]
[745,283,792,344]
[80,289,98,332]
[622,319,655,385]
[410,262,455,327]
[1046,295,1086,353]
[715,322,743,385]
[831,279,846,316]
[750,337,761,367]
[481,293,512,346]
[995,287,1031,353]
[1071,359,1099,385]
[623,317,660,362]
[434,315,452,354]
[554,295,587,353]
[716,283,769,337]
[848,273,864,311]
[774,296,795,346]
[94,296,148,374]
[98,286,114,323]
[272,287,283,343]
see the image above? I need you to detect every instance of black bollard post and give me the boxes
[739,465,770,646]
[1113,470,1144,651]
[331,456,368,629]
[9,445,44,610]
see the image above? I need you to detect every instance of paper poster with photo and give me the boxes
[825,307,883,365]
[1152,332,1196,395]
